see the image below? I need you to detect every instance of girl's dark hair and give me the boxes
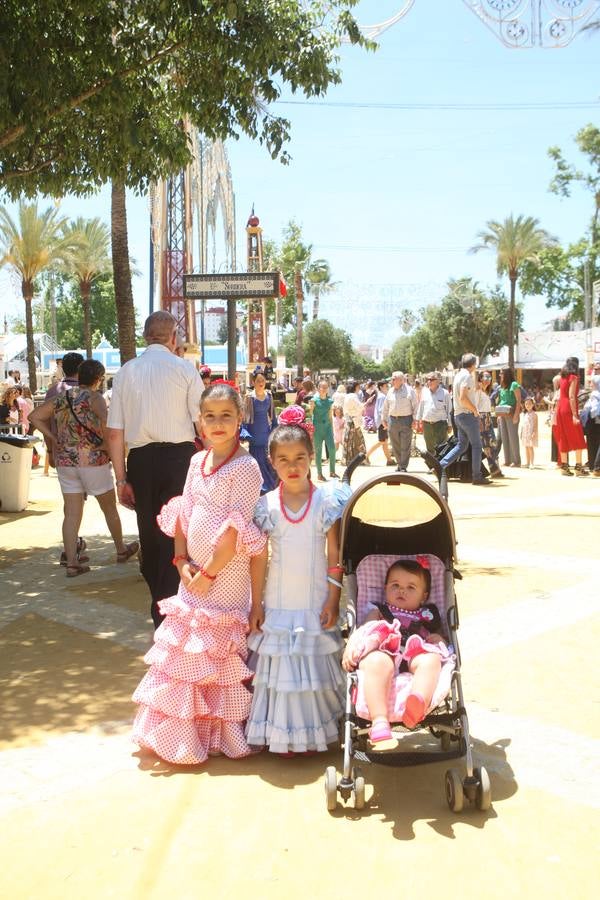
[385,559,431,596]
[499,367,514,388]
[78,359,105,387]
[200,383,242,415]
[268,423,313,458]
[561,356,579,378]
[346,380,357,393]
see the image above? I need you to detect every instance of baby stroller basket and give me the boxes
[323,472,492,814]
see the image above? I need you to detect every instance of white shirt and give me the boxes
[343,393,363,428]
[107,344,203,448]
[476,389,492,413]
[382,383,417,420]
[453,368,476,415]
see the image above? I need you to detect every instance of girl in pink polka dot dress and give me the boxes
[132,384,267,764]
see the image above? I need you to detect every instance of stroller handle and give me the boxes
[342,453,365,485]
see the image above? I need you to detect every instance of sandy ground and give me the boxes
[1,419,599,900]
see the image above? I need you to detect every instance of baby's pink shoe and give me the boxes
[369,719,392,742]
[368,718,398,750]
[402,693,426,729]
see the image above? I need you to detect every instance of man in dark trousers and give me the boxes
[107,311,203,627]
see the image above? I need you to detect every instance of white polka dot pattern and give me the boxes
[132,453,266,764]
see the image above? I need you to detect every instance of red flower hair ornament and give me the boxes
[278,404,314,437]
[415,554,430,570]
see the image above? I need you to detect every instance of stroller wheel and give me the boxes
[445,768,464,813]
[474,766,492,811]
[353,767,366,810]
[324,766,338,812]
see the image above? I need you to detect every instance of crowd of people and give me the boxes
[3,319,600,765]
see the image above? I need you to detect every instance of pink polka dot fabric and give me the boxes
[132,452,266,764]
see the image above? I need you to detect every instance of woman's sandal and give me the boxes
[116,541,140,563]
[60,538,88,566]
[66,563,91,578]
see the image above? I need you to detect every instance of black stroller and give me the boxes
[325,470,491,813]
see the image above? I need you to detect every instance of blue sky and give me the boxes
[1,0,598,348]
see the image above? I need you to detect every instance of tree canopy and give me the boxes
[391,278,519,372]
[281,318,353,374]
[0,1,368,198]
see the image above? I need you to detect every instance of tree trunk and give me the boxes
[81,281,92,359]
[295,266,304,378]
[22,280,37,393]
[508,274,516,370]
[111,180,137,364]
[312,286,320,321]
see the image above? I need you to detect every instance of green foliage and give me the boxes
[10,271,128,349]
[263,221,335,329]
[519,241,597,322]
[392,278,518,372]
[0,1,369,198]
[382,336,412,373]
[280,318,353,373]
[470,214,557,280]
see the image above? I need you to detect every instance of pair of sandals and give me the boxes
[368,693,427,750]
[60,539,139,578]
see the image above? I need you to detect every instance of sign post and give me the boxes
[184,273,281,379]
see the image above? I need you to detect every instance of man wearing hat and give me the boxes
[416,372,451,455]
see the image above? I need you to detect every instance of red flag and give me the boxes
[279,275,287,297]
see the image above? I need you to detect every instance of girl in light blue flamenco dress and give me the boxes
[245,405,351,755]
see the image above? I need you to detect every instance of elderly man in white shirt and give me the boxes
[382,371,417,471]
[416,372,451,455]
[107,311,203,626]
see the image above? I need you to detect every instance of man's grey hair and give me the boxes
[461,353,477,369]
[144,311,177,344]
[391,371,405,380]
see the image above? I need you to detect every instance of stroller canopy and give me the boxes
[340,473,456,570]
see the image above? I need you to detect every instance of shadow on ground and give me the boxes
[0,612,143,749]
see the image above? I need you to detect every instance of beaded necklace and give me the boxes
[279,480,314,525]
[200,440,240,477]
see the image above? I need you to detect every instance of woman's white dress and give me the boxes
[245,483,350,753]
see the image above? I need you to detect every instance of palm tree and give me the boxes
[111,180,137,364]
[306,258,335,320]
[470,214,556,368]
[62,218,111,358]
[0,201,76,391]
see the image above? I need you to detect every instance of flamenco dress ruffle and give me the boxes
[132,477,266,764]
[245,609,346,753]
[132,596,254,764]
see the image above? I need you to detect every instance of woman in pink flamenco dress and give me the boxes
[132,384,266,764]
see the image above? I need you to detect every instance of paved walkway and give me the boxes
[1,425,598,899]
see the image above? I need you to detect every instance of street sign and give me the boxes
[183,272,280,299]
[593,280,600,304]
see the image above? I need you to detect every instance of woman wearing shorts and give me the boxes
[30,359,138,577]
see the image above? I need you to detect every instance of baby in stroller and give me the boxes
[342,556,451,746]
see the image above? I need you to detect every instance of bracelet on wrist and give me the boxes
[116,479,128,487]
[327,565,344,574]
[198,566,217,581]
[327,576,343,589]
[172,554,187,567]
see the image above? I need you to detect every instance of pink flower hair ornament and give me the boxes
[278,404,314,437]
[415,554,430,570]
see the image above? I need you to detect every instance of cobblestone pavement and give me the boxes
[1,426,598,900]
